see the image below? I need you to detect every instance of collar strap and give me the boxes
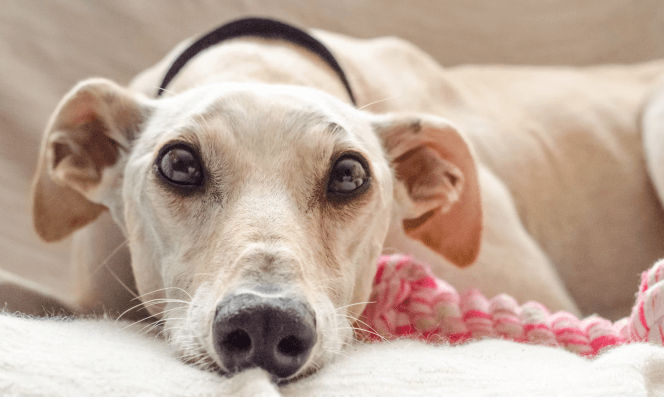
[156,17,357,106]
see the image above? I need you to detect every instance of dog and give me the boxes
[28,17,664,380]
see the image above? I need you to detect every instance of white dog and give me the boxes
[28,18,664,380]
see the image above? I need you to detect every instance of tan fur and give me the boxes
[28,27,664,377]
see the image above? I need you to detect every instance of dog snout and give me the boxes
[212,292,317,379]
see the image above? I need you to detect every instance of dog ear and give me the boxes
[31,78,152,242]
[374,113,483,267]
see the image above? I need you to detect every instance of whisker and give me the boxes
[132,287,193,301]
[338,310,364,323]
[144,317,187,338]
[88,240,142,306]
[120,306,187,332]
[350,327,389,341]
[90,239,130,276]
[139,320,165,335]
[137,308,188,333]
[155,86,177,96]
[347,316,381,335]
[178,345,207,355]
[334,301,375,311]
[336,312,388,341]
[357,95,401,111]
[116,298,192,321]
[158,324,187,336]
[104,262,139,299]
[119,315,160,332]
[140,298,193,306]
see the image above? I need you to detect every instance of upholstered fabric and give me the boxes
[1,313,663,396]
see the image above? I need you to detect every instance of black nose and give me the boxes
[213,293,317,379]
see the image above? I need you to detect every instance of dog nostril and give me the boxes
[222,329,252,353]
[277,335,307,357]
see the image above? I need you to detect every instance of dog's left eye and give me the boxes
[156,144,203,187]
[328,155,369,196]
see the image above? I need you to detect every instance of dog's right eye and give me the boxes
[156,144,203,187]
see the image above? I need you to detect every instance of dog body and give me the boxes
[29,25,664,378]
[301,31,664,321]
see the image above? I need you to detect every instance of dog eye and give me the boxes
[328,156,368,195]
[156,145,203,187]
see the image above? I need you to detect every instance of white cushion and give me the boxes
[2,313,663,396]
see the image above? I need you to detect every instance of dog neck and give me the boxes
[156,17,357,105]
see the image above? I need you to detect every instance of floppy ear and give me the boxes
[374,114,483,267]
[31,78,152,242]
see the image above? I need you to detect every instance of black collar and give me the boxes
[156,17,357,106]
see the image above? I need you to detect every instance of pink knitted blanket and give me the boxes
[360,255,664,356]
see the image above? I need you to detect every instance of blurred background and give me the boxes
[2,0,664,302]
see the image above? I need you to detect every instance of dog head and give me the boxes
[31,78,482,380]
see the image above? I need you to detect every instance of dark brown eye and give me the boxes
[328,156,368,195]
[156,144,203,187]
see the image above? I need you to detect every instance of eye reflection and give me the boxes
[328,156,368,194]
[157,145,203,187]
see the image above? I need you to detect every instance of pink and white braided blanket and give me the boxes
[360,255,664,356]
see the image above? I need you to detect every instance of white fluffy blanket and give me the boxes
[1,313,663,396]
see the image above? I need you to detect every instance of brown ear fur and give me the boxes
[31,78,149,242]
[32,165,108,242]
[376,114,483,267]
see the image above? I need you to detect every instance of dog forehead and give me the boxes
[160,82,355,123]
[147,83,376,151]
